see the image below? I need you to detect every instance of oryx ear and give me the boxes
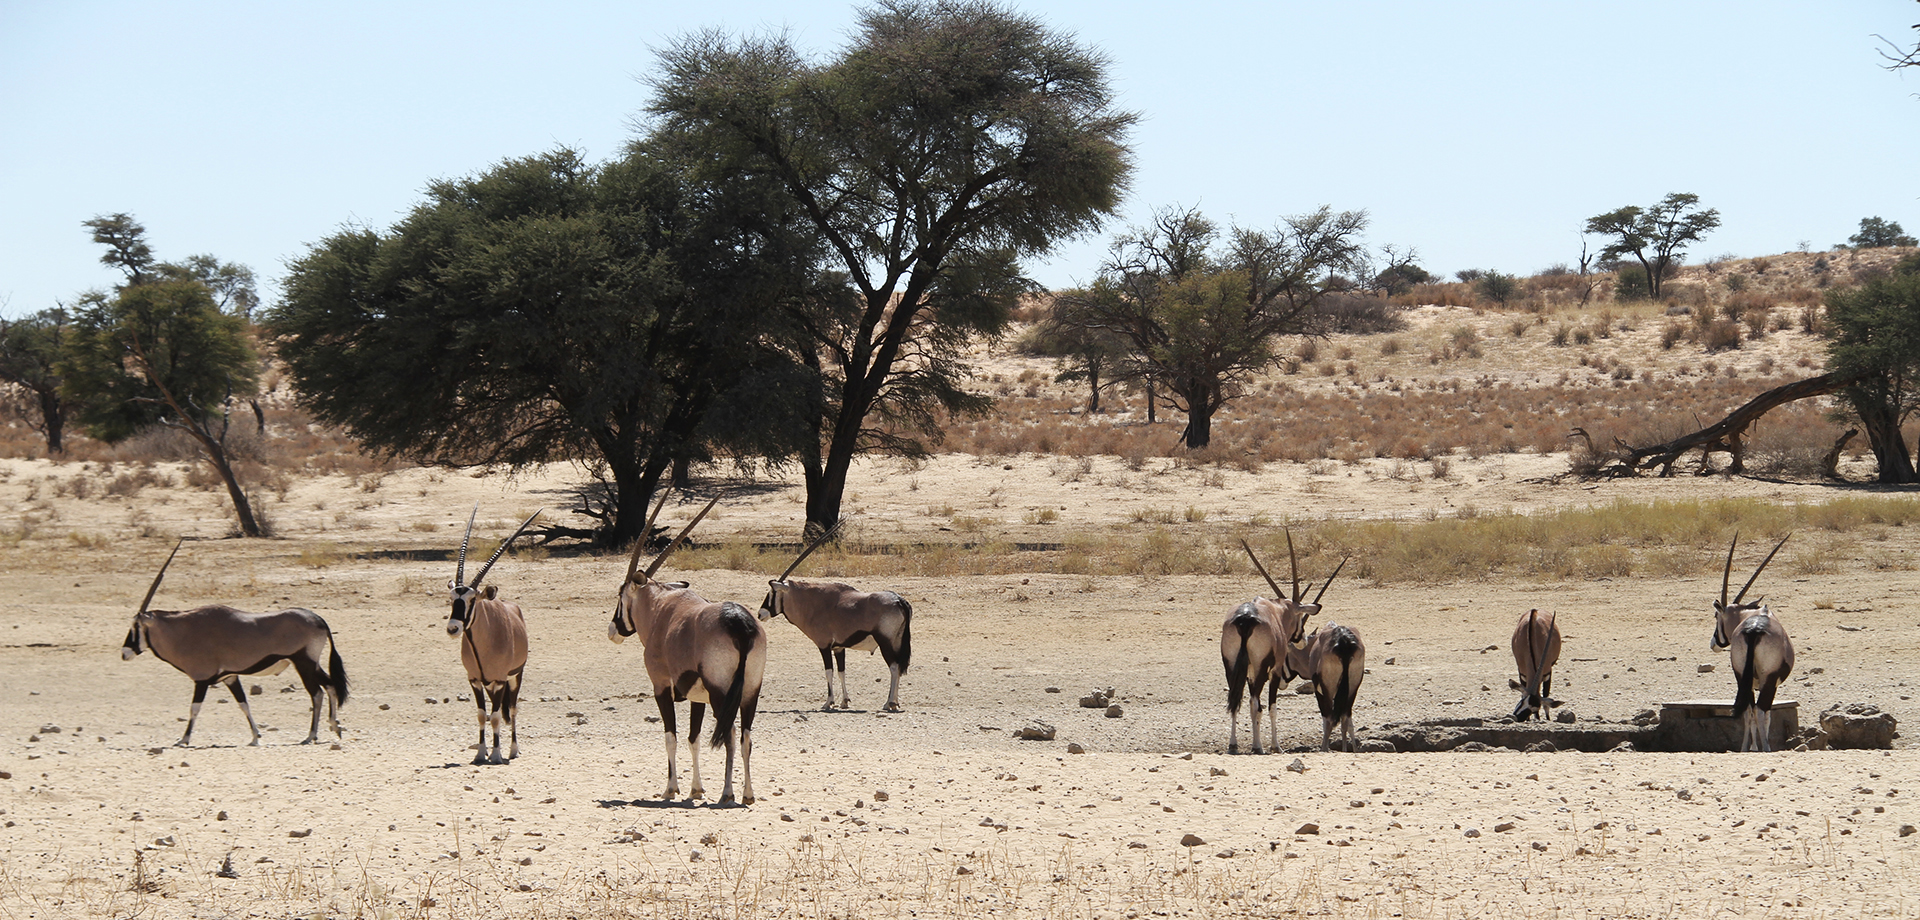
[483,585,498,600]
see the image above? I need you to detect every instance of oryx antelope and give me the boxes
[609,497,765,804]
[121,539,349,747]
[758,525,913,712]
[1220,535,1341,754]
[447,508,541,765]
[1287,622,1366,752]
[1710,533,1794,752]
[1509,608,1562,721]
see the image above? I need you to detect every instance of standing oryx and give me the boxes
[121,539,349,747]
[1710,533,1794,752]
[1287,622,1366,752]
[1221,535,1340,754]
[1509,608,1562,721]
[609,497,765,805]
[446,507,541,765]
[758,526,913,712]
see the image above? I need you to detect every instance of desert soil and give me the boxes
[1,452,1917,919]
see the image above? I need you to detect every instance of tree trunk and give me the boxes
[35,387,62,455]
[1086,362,1102,414]
[606,451,665,550]
[189,428,261,537]
[1853,399,1918,483]
[1176,381,1216,449]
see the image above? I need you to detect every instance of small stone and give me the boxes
[289,829,312,838]
[1128,841,1148,849]
[1287,758,1307,774]
[378,703,391,711]
[1677,789,1692,801]
[1295,823,1321,835]
[688,849,704,862]
[1901,825,1917,838]
[874,789,889,802]
[956,866,974,875]
[1209,767,1227,776]
[1066,742,1086,754]
[1494,822,1516,833]
[1045,687,1061,693]
[1013,721,1055,741]
[1554,708,1576,724]
[1697,663,1716,673]
[1104,704,1123,718]
[781,814,795,822]
[1180,833,1206,847]
[1531,841,1548,851]
[153,835,176,847]
[1464,828,1482,838]
[38,725,60,734]
[217,811,228,821]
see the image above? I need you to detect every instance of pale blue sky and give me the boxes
[3,2,1917,318]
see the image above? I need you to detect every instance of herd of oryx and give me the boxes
[116,491,1799,807]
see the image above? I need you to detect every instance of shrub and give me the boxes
[1614,266,1652,301]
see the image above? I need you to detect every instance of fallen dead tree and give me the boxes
[1575,370,1863,478]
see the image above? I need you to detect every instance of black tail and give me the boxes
[893,596,912,673]
[1733,623,1763,719]
[708,603,758,749]
[328,640,350,707]
[1329,627,1361,723]
[1224,615,1256,713]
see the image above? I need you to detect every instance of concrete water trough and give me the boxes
[1657,698,1797,752]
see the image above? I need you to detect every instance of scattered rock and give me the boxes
[1180,833,1206,847]
[1295,823,1320,835]
[1286,758,1307,774]
[1104,704,1123,718]
[1295,683,1314,695]
[1358,739,1396,753]
[289,829,312,839]
[1128,841,1147,849]
[1677,789,1692,801]
[38,725,60,734]
[1066,742,1086,754]
[1454,742,1491,753]
[378,703,391,711]
[1524,741,1557,753]
[1384,657,1396,665]
[1901,825,1916,838]
[956,866,974,875]
[1697,663,1716,673]
[874,789,889,802]
[153,835,176,847]
[1079,688,1115,708]
[1464,827,1482,838]
[1493,822,1516,833]
[1611,741,1638,753]
[1209,767,1227,777]
[1554,708,1576,724]
[1045,687,1061,694]
[1013,721,1055,741]
[1631,709,1658,726]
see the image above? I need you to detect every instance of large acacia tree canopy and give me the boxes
[270,146,818,542]
[59,279,258,442]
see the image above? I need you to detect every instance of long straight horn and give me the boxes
[1285,529,1303,603]
[1241,539,1286,601]
[644,496,720,579]
[471,509,543,589]
[1733,533,1791,605]
[139,538,185,615]
[1719,533,1739,608]
[1311,555,1350,606]
[626,490,674,581]
[779,519,843,582]
[456,504,479,585]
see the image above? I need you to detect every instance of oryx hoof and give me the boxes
[472,753,492,766]
[882,703,903,713]
[1228,743,1240,754]
[821,702,837,712]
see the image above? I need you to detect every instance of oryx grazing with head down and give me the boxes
[758,525,913,712]
[1221,535,1344,754]
[121,539,349,747]
[446,507,541,765]
[1509,608,1562,721]
[609,496,765,805]
[1286,621,1366,753]
[1710,533,1794,752]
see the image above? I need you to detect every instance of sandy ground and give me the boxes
[2,454,1918,919]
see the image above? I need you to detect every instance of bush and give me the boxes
[1615,266,1652,301]
[1475,271,1519,305]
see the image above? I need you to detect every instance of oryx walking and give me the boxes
[609,497,765,804]
[758,526,913,712]
[121,539,349,747]
[446,508,541,765]
[1509,608,1562,721]
[1710,533,1794,752]
[1220,535,1339,754]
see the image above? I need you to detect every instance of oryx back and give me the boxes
[1510,608,1561,721]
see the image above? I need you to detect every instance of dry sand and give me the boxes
[2,453,1917,918]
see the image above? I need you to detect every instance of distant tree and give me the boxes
[1020,304,1132,413]
[270,147,819,547]
[1475,270,1520,305]
[1370,245,1431,296]
[1844,216,1917,249]
[1823,261,1920,483]
[1059,204,1367,449]
[648,0,1135,536]
[0,307,71,454]
[1584,193,1720,299]
[60,272,264,534]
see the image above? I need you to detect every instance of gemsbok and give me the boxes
[758,525,913,712]
[1710,533,1794,752]
[446,507,541,765]
[609,496,765,805]
[1287,622,1366,752]
[121,539,349,747]
[1509,608,1562,721]
[1221,535,1339,754]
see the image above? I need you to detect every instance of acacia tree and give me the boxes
[1585,193,1720,299]
[0,307,71,454]
[1021,304,1132,413]
[1824,266,1920,483]
[649,0,1134,536]
[1845,216,1917,249]
[60,273,264,535]
[1058,204,1367,449]
[271,147,818,547]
